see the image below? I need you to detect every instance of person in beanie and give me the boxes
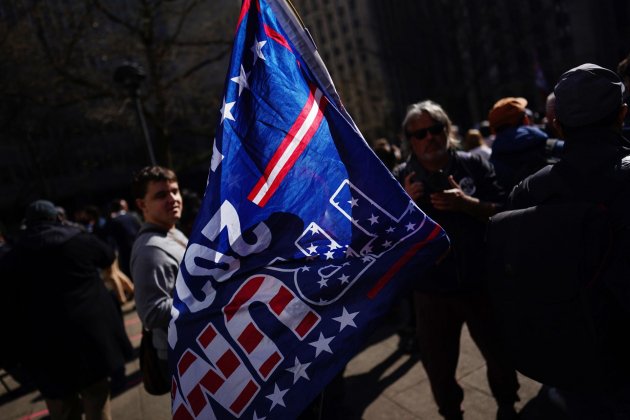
[506,63,630,419]
[0,200,131,420]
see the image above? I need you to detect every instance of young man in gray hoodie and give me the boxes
[131,166,188,389]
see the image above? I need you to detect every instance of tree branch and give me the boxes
[164,0,201,47]
[91,0,139,35]
[164,48,230,89]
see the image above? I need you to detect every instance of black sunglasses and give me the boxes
[405,123,445,140]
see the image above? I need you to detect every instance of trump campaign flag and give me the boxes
[169,0,449,418]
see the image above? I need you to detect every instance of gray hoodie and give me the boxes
[131,223,187,359]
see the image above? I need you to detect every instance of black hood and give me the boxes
[18,222,82,251]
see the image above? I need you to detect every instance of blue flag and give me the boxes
[169,0,449,418]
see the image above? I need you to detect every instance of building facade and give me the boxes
[298,0,630,138]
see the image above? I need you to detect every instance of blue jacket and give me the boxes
[490,125,548,193]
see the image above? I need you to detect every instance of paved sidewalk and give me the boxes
[0,303,563,420]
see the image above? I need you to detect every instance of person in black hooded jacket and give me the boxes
[505,63,630,420]
[0,200,132,420]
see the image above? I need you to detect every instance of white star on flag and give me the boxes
[308,224,321,234]
[386,226,395,233]
[309,332,334,357]
[348,197,359,207]
[405,222,416,232]
[251,37,267,64]
[383,240,393,248]
[338,273,349,284]
[286,357,311,384]
[265,384,288,410]
[324,250,335,260]
[317,277,328,288]
[368,214,379,225]
[230,64,250,96]
[333,307,359,331]
[220,97,235,124]
[307,244,318,254]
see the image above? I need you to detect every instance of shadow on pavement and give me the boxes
[299,320,420,420]
[341,348,420,419]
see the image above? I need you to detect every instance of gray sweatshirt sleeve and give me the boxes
[131,246,176,330]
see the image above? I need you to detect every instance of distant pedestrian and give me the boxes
[0,199,131,420]
[488,97,548,193]
[462,128,492,160]
[372,137,402,171]
[104,198,141,280]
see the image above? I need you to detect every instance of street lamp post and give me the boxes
[114,63,157,166]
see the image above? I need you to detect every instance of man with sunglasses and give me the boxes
[393,100,519,420]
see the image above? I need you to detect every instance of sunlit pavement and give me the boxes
[1,301,560,420]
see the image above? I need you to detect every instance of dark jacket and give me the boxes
[509,127,630,309]
[0,222,131,398]
[394,149,505,292]
[104,212,142,278]
[507,127,630,387]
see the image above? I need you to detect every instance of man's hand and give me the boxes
[404,171,424,201]
[429,175,477,212]
[430,175,499,221]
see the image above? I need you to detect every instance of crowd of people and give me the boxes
[1,58,629,420]
[0,180,196,419]
[375,60,630,420]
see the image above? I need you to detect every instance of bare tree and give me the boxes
[1,0,239,167]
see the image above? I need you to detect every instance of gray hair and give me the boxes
[402,100,458,148]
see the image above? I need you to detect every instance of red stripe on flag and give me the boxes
[268,285,294,315]
[230,380,259,415]
[174,406,194,420]
[197,323,217,349]
[295,311,319,338]
[199,369,224,394]
[236,0,250,32]
[256,94,327,208]
[217,349,240,378]
[264,23,292,51]
[238,323,264,353]
[249,87,327,207]
[187,386,207,416]
[259,351,282,378]
[247,86,317,204]
[178,350,197,376]
[224,276,265,321]
[367,225,443,299]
